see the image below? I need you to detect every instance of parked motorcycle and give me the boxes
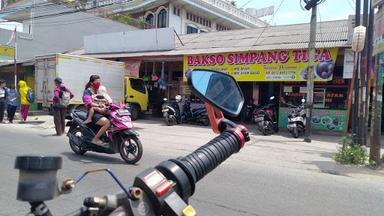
[287,99,306,138]
[66,102,143,164]
[182,100,209,126]
[254,96,279,135]
[162,97,181,126]
[17,69,250,216]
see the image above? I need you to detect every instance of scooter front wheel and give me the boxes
[292,127,299,138]
[119,136,143,164]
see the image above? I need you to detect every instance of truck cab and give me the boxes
[125,77,148,120]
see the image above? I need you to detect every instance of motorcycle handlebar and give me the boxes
[175,130,244,185]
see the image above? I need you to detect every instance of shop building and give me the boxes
[84,19,351,131]
[83,0,267,34]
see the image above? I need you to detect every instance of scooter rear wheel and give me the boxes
[69,128,87,155]
[119,136,143,164]
[201,116,210,126]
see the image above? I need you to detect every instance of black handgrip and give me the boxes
[176,130,242,184]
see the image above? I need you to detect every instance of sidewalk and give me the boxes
[8,114,384,180]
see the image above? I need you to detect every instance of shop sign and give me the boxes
[278,108,347,132]
[184,48,338,82]
[0,45,15,62]
[343,49,354,79]
[373,8,384,55]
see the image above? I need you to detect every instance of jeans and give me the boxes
[0,99,6,122]
[7,105,17,122]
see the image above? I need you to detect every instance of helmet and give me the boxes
[175,95,182,102]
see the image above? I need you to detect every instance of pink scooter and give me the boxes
[67,103,143,164]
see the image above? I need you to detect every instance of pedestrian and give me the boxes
[52,77,74,136]
[18,80,30,123]
[0,80,8,123]
[6,85,19,123]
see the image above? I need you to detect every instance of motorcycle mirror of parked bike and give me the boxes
[301,98,306,103]
[187,69,244,117]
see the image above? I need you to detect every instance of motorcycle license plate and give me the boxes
[254,117,264,122]
[117,109,131,116]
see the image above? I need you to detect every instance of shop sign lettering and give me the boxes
[184,48,339,82]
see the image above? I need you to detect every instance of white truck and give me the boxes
[35,54,128,113]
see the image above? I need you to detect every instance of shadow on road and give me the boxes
[61,151,133,165]
[136,119,210,129]
[305,160,384,178]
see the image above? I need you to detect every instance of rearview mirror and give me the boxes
[187,69,244,116]
[301,99,306,103]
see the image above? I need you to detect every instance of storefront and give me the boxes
[0,62,38,110]
[183,47,350,132]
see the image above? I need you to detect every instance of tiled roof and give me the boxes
[86,19,350,58]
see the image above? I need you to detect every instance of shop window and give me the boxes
[173,7,181,16]
[187,25,198,34]
[157,9,167,28]
[130,79,146,94]
[145,13,154,28]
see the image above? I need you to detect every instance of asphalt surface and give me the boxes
[0,119,384,216]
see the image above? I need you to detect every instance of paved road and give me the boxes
[1,119,384,216]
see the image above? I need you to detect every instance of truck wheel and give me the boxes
[130,104,140,121]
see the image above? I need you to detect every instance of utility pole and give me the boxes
[304,1,317,143]
[370,1,384,165]
[13,27,17,88]
[365,0,375,147]
[352,0,361,138]
[358,0,369,146]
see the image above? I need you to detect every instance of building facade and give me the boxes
[84,0,267,34]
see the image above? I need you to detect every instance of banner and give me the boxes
[343,49,354,79]
[184,48,339,82]
[0,45,15,62]
[124,60,141,78]
[278,108,347,132]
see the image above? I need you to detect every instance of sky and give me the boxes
[235,0,356,25]
[0,0,356,31]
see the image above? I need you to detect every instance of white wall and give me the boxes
[84,28,175,54]
[169,11,182,34]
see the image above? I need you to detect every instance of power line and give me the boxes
[252,0,286,46]
[347,0,355,10]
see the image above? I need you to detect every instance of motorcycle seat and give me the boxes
[73,110,88,121]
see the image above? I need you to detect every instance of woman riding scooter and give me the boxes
[82,75,111,146]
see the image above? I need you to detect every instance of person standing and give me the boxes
[0,80,8,123]
[52,77,74,136]
[6,85,19,123]
[19,80,30,123]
